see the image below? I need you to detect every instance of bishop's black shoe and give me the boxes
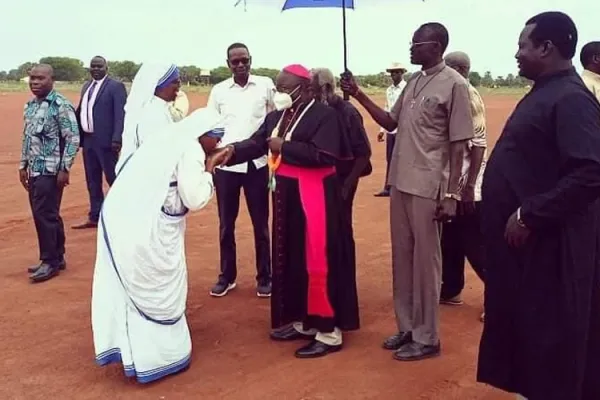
[270,324,315,342]
[294,340,342,359]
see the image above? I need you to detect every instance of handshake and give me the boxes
[205,145,234,173]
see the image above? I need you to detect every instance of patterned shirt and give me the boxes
[20,90,80,176]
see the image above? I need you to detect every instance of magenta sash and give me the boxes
[276,163,336,318]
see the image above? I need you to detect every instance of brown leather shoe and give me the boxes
[71,220,98,229]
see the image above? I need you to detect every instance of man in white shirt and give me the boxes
[207,43,274,298]
[374,62,407,197]
[580,41,600,103]
[169,90,190,122]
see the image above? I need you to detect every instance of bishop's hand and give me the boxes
[267,137,284,153]
[206,146,234,173]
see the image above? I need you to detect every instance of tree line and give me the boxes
[0,56,530,88]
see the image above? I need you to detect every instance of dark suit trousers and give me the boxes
[340,177,359,272]
[83,139,118,222]
[28,175,65,265]
[440,201,486,299]
[384,133,396,190]
[214,162,271,285]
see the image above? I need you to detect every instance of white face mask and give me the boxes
[273,86,301,111]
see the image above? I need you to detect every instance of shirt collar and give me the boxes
[93,75,108,84]
[421,61,446,76]
[32,89,57,104]
[228,74,256,88]
[533,67,576,88]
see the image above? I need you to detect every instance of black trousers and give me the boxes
[214,162,271,284]
[340,179,359,273]
[82,142,118,222]
[440,201,486,299]
[28,175,65,266]
[383,133,396,190]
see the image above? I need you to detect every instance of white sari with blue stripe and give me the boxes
[91,108,222,383]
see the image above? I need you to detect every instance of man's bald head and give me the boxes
[29,64,54,98]
[445,51,471,79]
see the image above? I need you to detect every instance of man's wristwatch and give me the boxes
[445,192,461,201]
[516,207,527,228]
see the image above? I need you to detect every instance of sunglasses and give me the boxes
[229,58,250,66]
[409,41,439,48]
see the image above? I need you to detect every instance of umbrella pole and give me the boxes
[342,0,349,101]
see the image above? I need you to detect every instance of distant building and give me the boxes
[199,69,211,85]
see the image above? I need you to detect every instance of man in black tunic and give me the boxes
[211,64,359,359]
[477,11,600,400]
[311,67,372,298]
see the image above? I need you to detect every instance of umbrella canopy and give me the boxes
[282,0,354,9]
[235,0,422,98]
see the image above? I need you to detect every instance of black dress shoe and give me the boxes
[294,340,342,358]
[29,263,60,283]
[393,341,441,361]
[28,259,66,274]
[382,332,412,350]
[374,189,390,197]
[270,324,315,342]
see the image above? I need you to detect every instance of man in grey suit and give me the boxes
[73,56,127,229]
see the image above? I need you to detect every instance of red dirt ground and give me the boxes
[0,91,517,400]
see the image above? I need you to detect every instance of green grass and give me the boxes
[0,81,528,98]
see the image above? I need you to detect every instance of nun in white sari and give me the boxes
[91,107,224,384]
[115,62,184,174]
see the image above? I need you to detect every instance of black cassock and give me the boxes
[478,68,600,400]
[229,101,360,333]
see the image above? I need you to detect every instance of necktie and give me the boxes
[86,81,98,132]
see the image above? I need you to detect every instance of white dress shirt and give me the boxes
[207,75,275,173]
[381,81,406,135]
[81,75,108,133]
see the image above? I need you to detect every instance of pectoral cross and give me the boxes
[410,99,417,109]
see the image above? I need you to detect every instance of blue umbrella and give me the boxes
[235,0,355,98]
[235,0,423,99]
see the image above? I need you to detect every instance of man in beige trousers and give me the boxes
[341,21,473,361]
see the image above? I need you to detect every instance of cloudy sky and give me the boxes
[2,0,597,76]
